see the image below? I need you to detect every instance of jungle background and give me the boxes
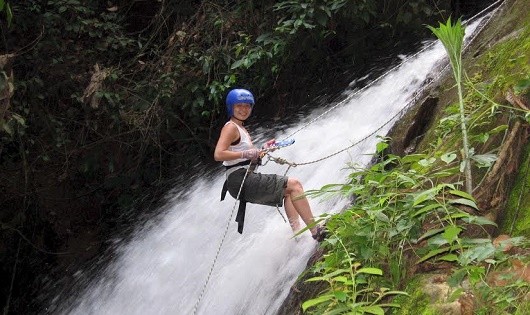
[0,0,507,314]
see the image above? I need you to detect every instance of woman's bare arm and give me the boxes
[214,123,242,161]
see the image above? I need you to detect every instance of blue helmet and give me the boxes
[225,89,255,117]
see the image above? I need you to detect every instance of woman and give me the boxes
[214,88,325,241]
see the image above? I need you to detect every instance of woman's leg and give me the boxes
[284,195,301,232]
[284,177,318,235]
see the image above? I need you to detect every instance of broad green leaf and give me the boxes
[413,203,442,217]
[418,157,436,167]
[441,152,457,164]
[418,227,445,242]
[443,225,462,243]
[448,189,475,201]
[230,59,245,70]
[488,124,508,134]
[374,211,390,223]
[428,234,450,246]
[357,267,383,275]
[417,246,455,263]
[412,187,438,206]
[332,276,348,283]
[319,268,350,279]
[448,268,468,286]
[376,141,388,153]
[459,244,495,264]
[397,174,416,185]
[2,120,12,135]
[401,154,427,164]
[333,290,348,302]
[471,153,497,168]
[302,294,334,311]
[360,305,385,315]
[440,253,459,261]
[461,216,497,226]
[448,198,478,209]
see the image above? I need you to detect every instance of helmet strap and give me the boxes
[231,116,246,124]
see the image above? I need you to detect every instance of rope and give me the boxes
[192,165,253,315]
[266,102,408,167]
[269,0,504,169]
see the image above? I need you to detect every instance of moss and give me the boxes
[392,276,439,315]
[514,299,530,315]
[500,142,530,237]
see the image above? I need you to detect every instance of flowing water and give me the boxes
[49,16,488,315]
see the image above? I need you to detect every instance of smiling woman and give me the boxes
[214,88,326,241]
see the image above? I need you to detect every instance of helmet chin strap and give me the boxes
[231,116,246,124]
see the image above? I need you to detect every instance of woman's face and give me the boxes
[232,103,252,120]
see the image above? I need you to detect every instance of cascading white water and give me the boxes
[52,18,486,315]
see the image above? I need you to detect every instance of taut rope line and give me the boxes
[281,0,503,143]
[271,0,504,169]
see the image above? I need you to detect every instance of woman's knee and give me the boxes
[286,177,304,193]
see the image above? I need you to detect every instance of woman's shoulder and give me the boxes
[221,121,241,138]
[223,121,239,131]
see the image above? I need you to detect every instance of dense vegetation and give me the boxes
[0,0,497,313]
[297,3,530,314]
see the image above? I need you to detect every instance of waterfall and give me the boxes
[50,17,486,315]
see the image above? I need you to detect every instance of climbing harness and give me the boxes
[193,1,505,313]
[220,165,251,234]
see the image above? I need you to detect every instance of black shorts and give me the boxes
[226,168,287,207]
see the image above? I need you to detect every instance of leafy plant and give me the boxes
[304,134,522,314]
[274,0,347,35]
[428,18,473,194]
[0,0,12,27]
[303,259,406,314]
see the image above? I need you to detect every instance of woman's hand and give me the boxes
[241,149,261,160]
[262,139,277,151]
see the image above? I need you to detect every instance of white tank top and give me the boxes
[222,121,254,167]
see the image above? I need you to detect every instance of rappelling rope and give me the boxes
[193,2,504,313]
[281,0,503,143]
[269,0,504,169]
[192,164,253,315]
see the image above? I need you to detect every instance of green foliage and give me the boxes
[304,17,530,315]
[427,18,465,84]
[474,279,530,315]
[306,130,529,313]
[302,261,406,314]
[428,18,473,194]
[307,140,478,312]
[502,143,530,238]
[274,0,348,35]
[0,0,12,27]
